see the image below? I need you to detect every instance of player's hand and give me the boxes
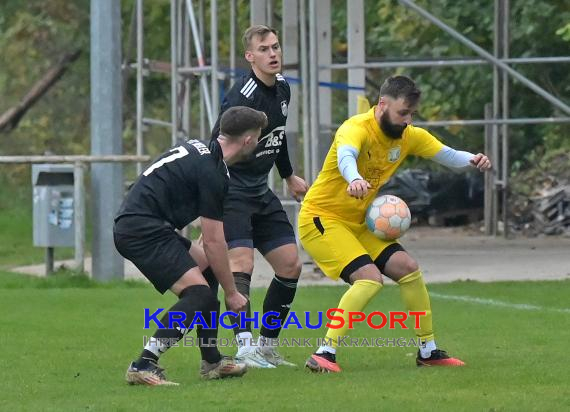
[225,290,248,313]
[470,153,492,171]
[286,174,309,202]
[347,179,371,199]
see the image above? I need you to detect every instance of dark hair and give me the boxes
[379,75,421,106]
[220,106,267,139]
[242,25,278,51]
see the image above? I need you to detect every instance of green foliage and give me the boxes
[556,23,570,42]
[327,0,570,164]
[1,0,568,185]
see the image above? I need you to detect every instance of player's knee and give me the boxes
[388,255,419,279]
[348,264,383,285]
[230,254,254,274]
[401,258,419,275]
[179,284,217,313]
[279,257,302,278]
[353,273,383,285]
[364,273,383,284]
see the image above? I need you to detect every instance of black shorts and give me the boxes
[223,190,296,255]
[113,215,197,294]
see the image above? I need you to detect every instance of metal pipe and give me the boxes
[143,117,173,128]
[45,247,54,275]
[493,0,501,167]
[483,104,493,236]
[210,0,219,114]
[74,162,85,273]
[170,0,178,145]
[230,0,236,88]
[414,117,570,126]
[267,0,273,27]
[398,0,570,115]
[322,117,570,131]
[178,65,213,74]
[491,0,501,237]
[185,0,215,128]
[502,0,510,238]
[90,0,124,281]
[300,0,311,182]
[308,0,320,182]
[321,56,570,70]
[0,155,151,164]
[199,0,206,137]
[122,2,137,102]
[136,0,144,175]
[181,0,192,137]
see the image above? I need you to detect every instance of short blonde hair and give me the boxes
[242,25,278,51]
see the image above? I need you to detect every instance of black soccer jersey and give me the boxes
[115,139,229,230]
[210,70,293,196]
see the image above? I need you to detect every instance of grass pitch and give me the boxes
[1,271,569,411]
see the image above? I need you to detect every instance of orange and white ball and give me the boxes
[365,195,411,240]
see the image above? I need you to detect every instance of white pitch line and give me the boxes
[429,292,570,314]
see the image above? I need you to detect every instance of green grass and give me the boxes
[1,272,569,411]
[0,177,76,268]
[1,177,569,410]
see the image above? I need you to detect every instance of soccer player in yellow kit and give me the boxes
[300,75,492,372]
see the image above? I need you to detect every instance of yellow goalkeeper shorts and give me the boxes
[298,211,398,281]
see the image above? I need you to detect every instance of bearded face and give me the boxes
[379,109,407,139]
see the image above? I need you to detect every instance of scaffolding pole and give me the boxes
[321,56,570,70]
[501,0,510,237]
[135,0,144,174]
[398,0,570,115]
[300,0,311,182]
[185,0,215,129]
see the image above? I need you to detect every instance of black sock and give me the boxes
[226,272,252,336]
[135,285,220,367]
[259,275,298,339]
[202,266,219,296]
[196,298,222,363]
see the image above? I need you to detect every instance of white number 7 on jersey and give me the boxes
[143,146,189,176]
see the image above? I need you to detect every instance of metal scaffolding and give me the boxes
[128,0,570,237]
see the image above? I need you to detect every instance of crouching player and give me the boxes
[114,107,267,385]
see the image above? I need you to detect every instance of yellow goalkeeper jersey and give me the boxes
[301,106,444,223]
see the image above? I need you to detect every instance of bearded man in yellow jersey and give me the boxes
[300,75,492,373]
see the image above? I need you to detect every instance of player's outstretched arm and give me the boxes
[285,174,309,201]
[200,216,247,312]
[432,146,492,172]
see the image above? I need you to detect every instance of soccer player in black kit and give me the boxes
[114,106,267,386]
[210,25,309,368]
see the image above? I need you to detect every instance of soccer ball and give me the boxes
[365,195,411,240]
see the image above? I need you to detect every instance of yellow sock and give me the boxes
[397,270,434,342]
[324,279,382,348]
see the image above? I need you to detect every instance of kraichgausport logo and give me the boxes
[143,309,426,330]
